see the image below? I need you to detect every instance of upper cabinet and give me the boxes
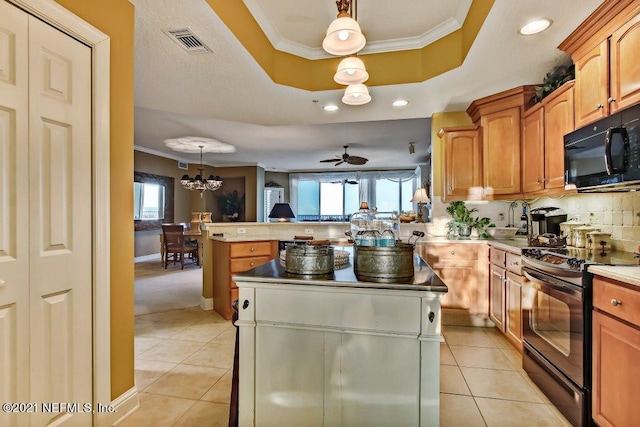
[560,0,640,129]
[467,86,536,198]
[437,126,482,201]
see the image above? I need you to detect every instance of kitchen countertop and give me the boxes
[588,265,640,287]
[233,252,448,293]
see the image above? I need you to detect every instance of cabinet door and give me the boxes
[481,107,521,196]
[544,84,574,189]
[521,106,545,194]
[574,41,609,128]
[443,128,482,200]
[505,272,523,351]
[430,261,477,311]
[592,310,640,427]
[610,13,640,113]
[489,264,505,330]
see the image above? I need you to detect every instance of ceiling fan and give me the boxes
[320,145,368,166]
[331,179,358,185]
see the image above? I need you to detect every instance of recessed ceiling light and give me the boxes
[519,18,553,35]
[392,99,409,107]
[323,104,339,111]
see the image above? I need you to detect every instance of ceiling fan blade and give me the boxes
[334,161,344,166]
[347,156,368,165]
[320,158,340,162]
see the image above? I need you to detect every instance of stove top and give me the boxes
[522,247,640,275]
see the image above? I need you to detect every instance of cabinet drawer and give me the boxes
[230,241,273,258]
[489,247,506,267]
[230,256,272,273]
[506,252,522,275]
[593,276,640,326]
[423,244,478,261]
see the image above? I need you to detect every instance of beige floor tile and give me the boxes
[171,322,231,343]
[450,345,515,370]
[475,397,568,427]
[440,343,457,366]
[173,401,230,427]
[545,402,573,426]
[145,364,228,400]
[440,365,471,395]
[135,321,191,339]
[159,308,208,324]
[134,336,163,357]
[137,339,205,363]
[201,370,233,404]
[500,347,524,371]
[135,359,177,392]
[117,392,195,427]
[443,326,499,348]
[518,371,552,405]
[183,342,235,369]
[461,367,544,403]
[440,393,485,427]
[210,328,236,345]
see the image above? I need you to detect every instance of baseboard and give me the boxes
[98,386,139,426]
[201,296,213,311]
[442,308,495,328]
[134,253,161,263]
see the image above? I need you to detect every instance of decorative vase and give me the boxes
[201,212,212,223]
[458,224,472,238]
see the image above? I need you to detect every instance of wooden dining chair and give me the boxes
[162,224,199,269]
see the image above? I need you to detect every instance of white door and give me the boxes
[0,2,93,425]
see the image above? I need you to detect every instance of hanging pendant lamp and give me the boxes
[342,83,371,105]
[334,55,369,85]
[322,0,366,56]
[180,145,223,198]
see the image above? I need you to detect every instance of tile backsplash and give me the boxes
[430,192,640,252]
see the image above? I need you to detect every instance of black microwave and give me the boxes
[564,104,640,191]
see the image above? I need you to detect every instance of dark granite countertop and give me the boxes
[233,250,448,293]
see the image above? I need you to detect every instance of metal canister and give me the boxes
[354,243,414,282]
[285,243,334,275]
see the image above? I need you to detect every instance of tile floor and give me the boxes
[123,307,571,426]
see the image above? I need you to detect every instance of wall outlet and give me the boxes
[237,228,246,234]
[304,228,313,235]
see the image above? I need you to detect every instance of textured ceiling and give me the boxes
[131,0,604,172]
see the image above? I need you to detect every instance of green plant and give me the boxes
[217,190,245,218]
[532,64,575,104]
[445,201,494,238]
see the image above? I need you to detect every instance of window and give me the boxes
[134,182,165,220]
[375,177,415,213]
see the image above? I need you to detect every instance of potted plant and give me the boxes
[532,64,575,105]
[217,190,245,222]
[445,201,494,238]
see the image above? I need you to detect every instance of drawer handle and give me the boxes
[493,255,499,259]
[509,261,519,266]
[610,299,622,307]
[596,103,604,109]
[450,251,456,255]
[243,299,250,310]
[250,247,255,252]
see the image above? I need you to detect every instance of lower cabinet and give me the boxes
[212,239,277,320]
[592,275,640,427]
[488,246,525,351]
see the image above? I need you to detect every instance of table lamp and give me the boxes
[410,188,431,223]
[269,203,296,222]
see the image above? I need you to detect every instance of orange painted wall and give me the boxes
[54,0,135,400]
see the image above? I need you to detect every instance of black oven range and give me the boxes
[520,247,639,426]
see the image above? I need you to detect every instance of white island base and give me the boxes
[234,258,447,427]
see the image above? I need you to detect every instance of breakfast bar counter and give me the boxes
[233,254,447,427]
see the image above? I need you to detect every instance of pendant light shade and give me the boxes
[322,13,366,56]
[334,55,369,85]
[342,83,371,105]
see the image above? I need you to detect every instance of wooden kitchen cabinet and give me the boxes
[521,104,545,194]
[592,275,640,427]
[560,1,640,128]
[438,126,482,201]
[212,239,277,319]
[418,243,484,316]
[467,86,536,198]
[488,246,525,351]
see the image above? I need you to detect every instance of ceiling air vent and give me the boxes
[163,27,212,54]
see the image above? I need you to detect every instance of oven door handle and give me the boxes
[605,126,629,175]
[523,268,583,299]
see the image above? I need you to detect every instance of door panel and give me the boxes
[0,3,30,425]
[28,15,92,426]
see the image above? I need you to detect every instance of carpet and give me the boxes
[135,255,202,315]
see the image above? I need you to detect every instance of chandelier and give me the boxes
[322,0,371,105]
[180,145,223,198]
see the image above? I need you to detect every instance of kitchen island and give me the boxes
[233,252,447,427]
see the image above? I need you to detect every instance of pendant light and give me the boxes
[342,83,371,105]
[334,55,369,85]
[322,0,366,56]
[180,145,223,198]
